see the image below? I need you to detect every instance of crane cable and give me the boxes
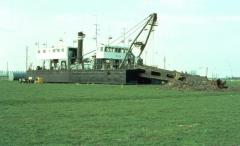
[109,15,151,45]
[82,16,151,57]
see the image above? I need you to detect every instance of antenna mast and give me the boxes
[94,24,99,47]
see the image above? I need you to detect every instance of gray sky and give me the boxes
[0,0,239,77]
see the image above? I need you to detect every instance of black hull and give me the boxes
[27,69,140,84]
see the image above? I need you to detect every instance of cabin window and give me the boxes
[61,48,64,52]
[105,47,108,52]
[37,50,40,53]
[53,49,55,53]
[57,49,60,52]
[115,48,120,53]
[43,50,46,53]
[101,47,103,51]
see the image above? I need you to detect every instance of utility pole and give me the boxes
[6,62,8,77]
[26,46,28,71]
[205,67,208,77]
[163,56,166,69]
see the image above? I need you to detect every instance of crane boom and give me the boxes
[119,13,158,69]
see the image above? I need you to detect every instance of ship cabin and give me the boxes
[95,45,129,70]
[37,46,78,70]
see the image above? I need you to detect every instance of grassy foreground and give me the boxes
[0,80,240,146]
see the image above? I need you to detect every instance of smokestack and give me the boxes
[77,32,85,67]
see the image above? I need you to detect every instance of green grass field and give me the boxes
[0,80,240,146]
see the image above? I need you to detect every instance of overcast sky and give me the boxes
[0,0,239,77]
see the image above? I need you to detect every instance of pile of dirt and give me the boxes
[165,75,228,91]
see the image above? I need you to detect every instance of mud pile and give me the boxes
[165,74,228,91]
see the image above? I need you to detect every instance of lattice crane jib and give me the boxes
[119,13,158,69]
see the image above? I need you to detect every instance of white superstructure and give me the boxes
[37,46,68,60]
[36,43,129,70]
[96,45,128,60]
[36,42,78,70]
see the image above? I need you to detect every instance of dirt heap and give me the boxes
[165,74,228,91]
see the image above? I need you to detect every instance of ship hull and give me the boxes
[27,69,139,84]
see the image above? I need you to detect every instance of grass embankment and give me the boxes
[0,80,240,145]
